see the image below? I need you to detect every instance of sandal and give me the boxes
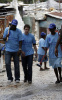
[60,77,62,82]
[55,80,60,84]
[40,68,45,71]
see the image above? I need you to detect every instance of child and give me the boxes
[45,23,62,84]
[37,32,49,71]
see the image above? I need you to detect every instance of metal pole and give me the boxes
[4,15,7,29]
[35,0,36,15]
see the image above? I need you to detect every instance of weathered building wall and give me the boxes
[39,16,62,29]
[39,16,62,38]
[23,16,35,34]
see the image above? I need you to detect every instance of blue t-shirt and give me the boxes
[37,38,45,55]
[3,27,22,52]
[22,33,36,56]
[45,32,62,59]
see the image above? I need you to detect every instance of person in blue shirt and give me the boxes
[21,24,37,84]
[37,32,49,71]
[45,23,62,84]
[3,19,22,83]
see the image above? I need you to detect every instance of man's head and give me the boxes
[41,32,46,39]
[10,19,18,31]
[49,23,56,34]
[24,24,30,35]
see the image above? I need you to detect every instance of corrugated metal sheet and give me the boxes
[0,14,14,43]
[46,12,62,19]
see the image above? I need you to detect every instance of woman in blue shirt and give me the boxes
[21,24,37,84]
[45,23,62,84]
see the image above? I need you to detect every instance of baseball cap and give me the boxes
[11,19,18,26]
[49,23,56,29]
[41,32,46,36]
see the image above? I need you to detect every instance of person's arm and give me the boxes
[3,27,10,41]
[55,36,61,57]
[19,41,22,52]
[41,39,48,55]
[18,41,25,56]
[6,25,11,41]
[45,47,48,55]
[32,35,37,57]
[17,30,25,56]
[55,36,61,49]
[3,34,9,41]
[44,35,49,55]
[42,47,48,56]
[33,44,37,57]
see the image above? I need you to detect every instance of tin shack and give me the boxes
[0,5,15,43]
[36,12,62,38]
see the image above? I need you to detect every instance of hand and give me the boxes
[21,51,25,57]
[55,48,58,57]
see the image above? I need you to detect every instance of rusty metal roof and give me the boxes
[56,0,62,3]
[46,12,62,19]
[50,12,62,17]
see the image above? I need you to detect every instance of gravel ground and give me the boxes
[0,61,62,100]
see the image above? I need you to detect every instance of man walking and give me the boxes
[3,19,22,83]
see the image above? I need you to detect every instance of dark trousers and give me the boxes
[5,51,20,81]
[22,55,33,81]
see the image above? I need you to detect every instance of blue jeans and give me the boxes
[5,51,20,81]
[22,55,33,81]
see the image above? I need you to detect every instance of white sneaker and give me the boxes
[7,80,13,84]
[15,80,20,83]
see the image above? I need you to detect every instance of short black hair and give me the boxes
[24,24,30,29]
[41,35,46,38]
